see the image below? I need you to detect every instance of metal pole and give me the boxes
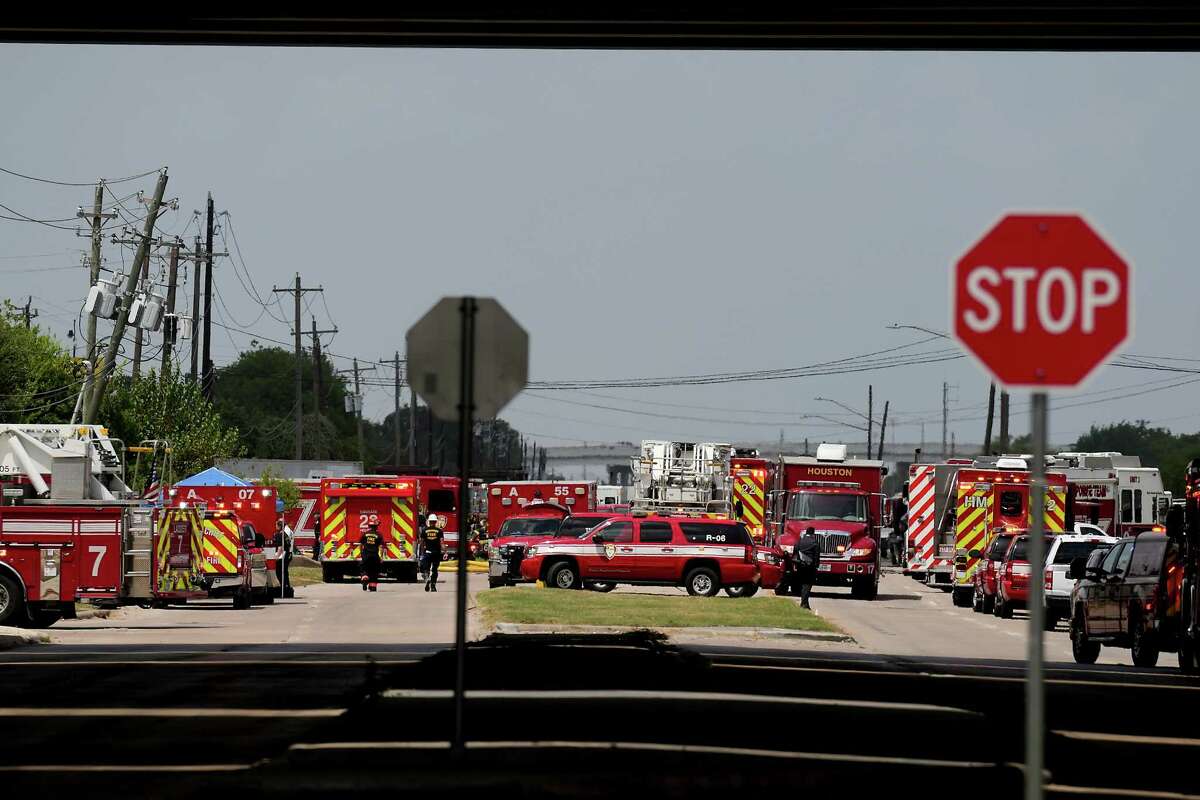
[393,351,402,468]
[866,385,873,459]
[354,358,365,465]
[201,193,215,400]
[161,244,179,375]
[294,275,304,459]
[1026,392,1047,800]
[190,236,201,383]
[409,385,418,466]
[877,401,889,461]
[453,296,477,758]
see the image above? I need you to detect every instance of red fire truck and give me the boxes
[944,459,1068,607]
[416,475,461,554]
[906,459,974,585]
[486,480,597,536]
[730,452,770,543]
[318,476,420,582]
[1055,452,1168,537]
[770,444,886,600]
[164,480,282,578]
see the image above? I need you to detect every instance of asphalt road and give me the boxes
[1,568,1196,797]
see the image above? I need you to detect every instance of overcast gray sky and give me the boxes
[2,45,1196,449]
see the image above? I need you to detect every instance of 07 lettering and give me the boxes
[88,545,107,578]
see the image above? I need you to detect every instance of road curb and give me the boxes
[492,623,854,643]
[0,626,50,650]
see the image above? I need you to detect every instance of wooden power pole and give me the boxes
[272,274,323,460]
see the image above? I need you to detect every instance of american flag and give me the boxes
[142,465,161,502]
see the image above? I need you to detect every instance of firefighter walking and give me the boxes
[420,515,444,592]
[360,521,384,592]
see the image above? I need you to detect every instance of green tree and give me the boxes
[257,466,300,511]
[0,300,81,423]
[100,368,243,489]
[213,346,357,461]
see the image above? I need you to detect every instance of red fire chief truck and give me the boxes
[486,480,597,535]
[769,443,886,600]
[318,476,420,583]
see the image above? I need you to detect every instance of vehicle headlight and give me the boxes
[848,547,873,557]
[525,546,538,557]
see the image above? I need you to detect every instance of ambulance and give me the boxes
[318,476,421,582]
[730,451,770,543]
[485,480,597,535]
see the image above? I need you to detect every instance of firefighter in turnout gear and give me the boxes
[421,515,445,592]
[360,522,383,592]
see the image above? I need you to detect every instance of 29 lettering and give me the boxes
[358,514,380,532]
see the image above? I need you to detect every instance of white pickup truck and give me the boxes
[1044,530,1119,627]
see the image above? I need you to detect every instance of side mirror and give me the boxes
[1068,557,1086,580]
[968,549,982,559]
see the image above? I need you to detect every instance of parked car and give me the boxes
[1043,533,1119,628]
[971,529,1018,615]
[520,515,781,597]
[994,534,1054,619]
[1069,531,1183,667]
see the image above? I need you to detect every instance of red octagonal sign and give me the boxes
[952,214,1131,389]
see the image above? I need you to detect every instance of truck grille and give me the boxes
[816,532,851,555]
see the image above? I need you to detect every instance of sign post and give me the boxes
[407,296,529,757]
[952,214,1130,800]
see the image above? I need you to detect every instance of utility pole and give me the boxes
[22,296,37,329]
[84,169,168,423]
[273,275,323,460]
[999,390,1011,452]
[877,400,889,461]
[337,359,376,467]
[130,251,151,378]
[409,388,418,466]
[79,181,114,374]
[984,382,996,455]
[867,384,873,459]
[161,243,180,375]
[941,381,949,461]
[309,316,338,460]
[189,236,202,382]
[380,352,405,467]
[201,193,215,400]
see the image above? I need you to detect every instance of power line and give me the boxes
[0,166,160,188]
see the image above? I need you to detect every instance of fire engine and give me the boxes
[631,440,731,516]
[769,443,886,600]
[0,425,211,626]
[1053,452,1167,536]
[415,475,462,554]
[944,457,1068,607]
[318,476,420,582]
[486,480,596,535]
[730,450,770,543]
[906,459,974,585]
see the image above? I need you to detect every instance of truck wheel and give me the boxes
[24,609,61,629]
[321,563,337,584]
[685,567,720,597]
[1044,612,1060,631]
[851,576,878,601]
[1071,611,1101,664]
[724,583,759,598]
[1130,620,1160,668]
[998,597,1014,619]
[952,587,972,607]
[488,577,508,589]
[982,594,995,615]
[547,562,581,590]
[586,581,617,593]
[0,574,24,626]
[972,589,983,613]
[232,591,250,610]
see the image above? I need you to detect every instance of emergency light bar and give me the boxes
[795,480,860,489]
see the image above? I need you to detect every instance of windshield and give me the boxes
[556,517,608,537]
[1052,540,1111,565]
[787,492,867,522]
[498,517,562,537]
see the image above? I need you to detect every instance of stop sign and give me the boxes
[952,214,1131,388]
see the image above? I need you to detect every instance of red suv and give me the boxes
[520,515,782,597]
[994,533,1054,619]
[971,530,1017,615]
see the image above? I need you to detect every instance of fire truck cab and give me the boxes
[770,444,886,601]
